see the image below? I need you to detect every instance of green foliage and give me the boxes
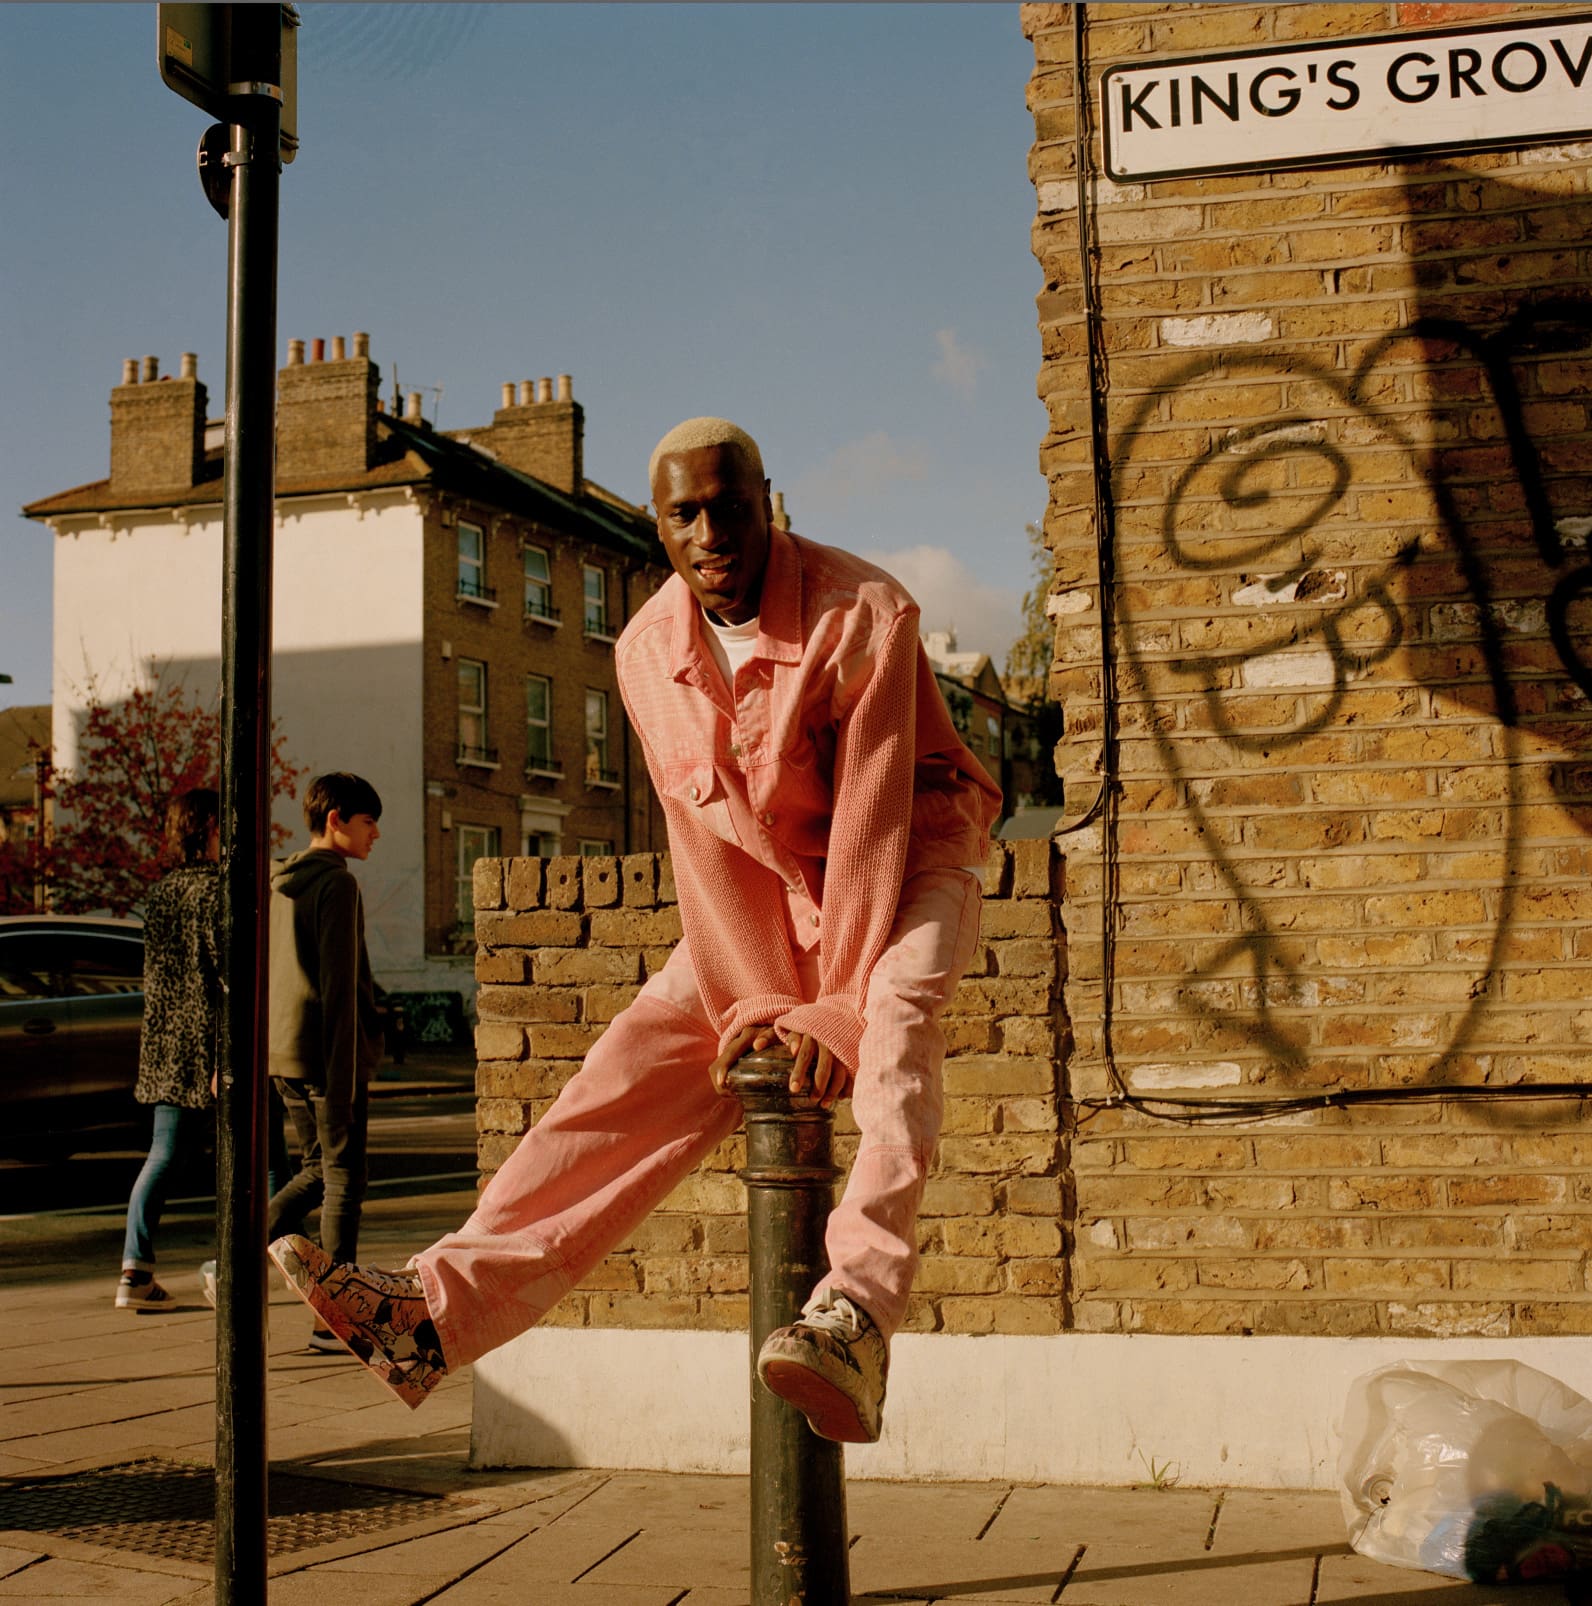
[1134,1449,1182,1491]
[1004,521,1054,705]
[1003,521,1065,808]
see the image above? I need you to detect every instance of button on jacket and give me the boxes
[616,524,1002,1073]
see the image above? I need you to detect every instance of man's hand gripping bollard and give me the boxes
[727,1048,852,1606]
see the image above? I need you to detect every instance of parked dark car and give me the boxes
[0,914,145,1157]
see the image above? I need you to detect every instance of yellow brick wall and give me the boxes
[471,843,1068,1335]
[1027,2,1592,1337]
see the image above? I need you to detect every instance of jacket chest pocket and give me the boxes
[661,761,742,849]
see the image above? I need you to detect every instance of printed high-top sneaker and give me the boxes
[267,1235,447,1409]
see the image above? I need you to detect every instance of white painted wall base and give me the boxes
[471,1329,1592,1489]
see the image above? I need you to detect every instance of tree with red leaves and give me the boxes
[0,681,304,917]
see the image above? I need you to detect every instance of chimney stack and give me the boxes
[109,352,208,495]
[487,371,585,494]
[276,331,381,482]
[772,491,791,531]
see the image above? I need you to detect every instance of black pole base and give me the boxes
[729,1049,852,1605]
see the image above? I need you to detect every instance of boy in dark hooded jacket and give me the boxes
[265,773,384,1340]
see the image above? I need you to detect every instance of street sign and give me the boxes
[1102,11,1592,182]
[158,4,297,162]
[158,3,230,119]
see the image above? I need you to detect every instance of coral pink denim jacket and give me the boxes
[616,525,1002,1072]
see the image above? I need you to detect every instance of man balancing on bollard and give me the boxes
[269,416,1000,1443]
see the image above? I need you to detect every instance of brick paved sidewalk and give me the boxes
[0,1191,1571,1603]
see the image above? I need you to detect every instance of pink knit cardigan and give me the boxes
[616,527,1001,1071]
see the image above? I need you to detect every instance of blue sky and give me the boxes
[1,3,1045,707]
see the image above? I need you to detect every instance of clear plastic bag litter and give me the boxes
[1339,1359,1592,1584]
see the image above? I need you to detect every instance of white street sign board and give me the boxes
[1102,13,1592,182]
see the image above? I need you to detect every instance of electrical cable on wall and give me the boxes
[1066,4,1590,1127]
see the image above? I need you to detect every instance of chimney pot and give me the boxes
[112,352,207,490]
[353,331,370,358]
[312,338,325,363]
[406,390,423,421]
[287,338,305,366]
[772,490,791,531]
[331,335,346,361]
[501,383,515,409]
[483,376,584,491]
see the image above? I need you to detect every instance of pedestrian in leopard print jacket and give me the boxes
[115,788,222,1310]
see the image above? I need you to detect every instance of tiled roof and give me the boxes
[22,414,662,566]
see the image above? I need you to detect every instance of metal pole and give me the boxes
[215,10,281,1599]
[727,1050,851,1606]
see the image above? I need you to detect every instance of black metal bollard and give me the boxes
[727,1049,851,1605]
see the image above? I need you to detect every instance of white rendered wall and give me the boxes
[50,493,446,987]
[472,1329,1592,1489]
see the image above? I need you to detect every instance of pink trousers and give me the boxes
[414,866,983,1368]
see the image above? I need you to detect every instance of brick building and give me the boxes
[456,4,1592,1489]
[922,628,1047,813]
[23,338,667,993]
[0,705,48,911]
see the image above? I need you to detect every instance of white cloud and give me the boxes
[931,327,985,398]
[858,543,1021,666]
[792,432,930,504]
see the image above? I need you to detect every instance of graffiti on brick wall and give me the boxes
[1108,271,1592,1080]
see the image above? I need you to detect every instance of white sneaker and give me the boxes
[115,1272,174,1310]
[757,1289,888,1443]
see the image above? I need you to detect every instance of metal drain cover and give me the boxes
[0,1456,452,1563]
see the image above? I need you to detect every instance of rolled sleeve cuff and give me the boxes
[775,998,864,1078]
[721,994,805,1058]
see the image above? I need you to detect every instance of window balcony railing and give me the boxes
[456,578,498,606]
[524,597,562,626]
[524,753,564,780]
[583,611,615,643]
[585,758,620,789]
[456,742,500,768]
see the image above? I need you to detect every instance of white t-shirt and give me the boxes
[702,611,761,689]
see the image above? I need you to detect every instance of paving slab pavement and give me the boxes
[0,1182,1582,1602]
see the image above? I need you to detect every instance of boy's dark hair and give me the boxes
[165,787,220,866]
[303,772,383,835]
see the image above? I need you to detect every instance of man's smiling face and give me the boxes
[651,444,773,626]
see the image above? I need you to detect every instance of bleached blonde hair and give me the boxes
[648,416,765,491]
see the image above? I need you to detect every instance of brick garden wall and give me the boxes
[470,843,1067,1336]
[1026,3,1592,1339]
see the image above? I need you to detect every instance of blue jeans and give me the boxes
[122,1103,210,1270]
